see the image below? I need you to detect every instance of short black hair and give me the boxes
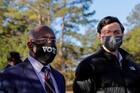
[7,51,22,64]
[97,16,125,33]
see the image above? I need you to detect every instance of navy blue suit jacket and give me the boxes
[1,58,65,93]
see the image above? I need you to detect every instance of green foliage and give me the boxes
[55,8,69,17]
[122,25,140,63]
[0,32,28,69]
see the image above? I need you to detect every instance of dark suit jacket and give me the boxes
[1,58,65,93]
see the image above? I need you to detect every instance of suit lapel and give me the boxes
[51,67,65,93]
[23,59,46,93]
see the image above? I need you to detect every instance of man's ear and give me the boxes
[27,42,33,49]
[96,33,101,40]
[27,41,36,57]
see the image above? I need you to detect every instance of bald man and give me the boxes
[2,25,65,93]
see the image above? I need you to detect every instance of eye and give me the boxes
[50,39,56,43]
[114,30,122,35]
[31,37,56,44]
[101,30,112,36]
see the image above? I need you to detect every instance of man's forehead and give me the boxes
[32,31,55,39]
[29,25,55,38]
[33,30,54,35]
[34,25,54,33]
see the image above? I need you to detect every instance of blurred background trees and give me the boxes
[0,0,140,92]
[122,3,140,64]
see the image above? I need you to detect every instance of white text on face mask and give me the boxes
[42,46,56,54]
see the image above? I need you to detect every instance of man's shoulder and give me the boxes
[76,52,102,72]
[51,67,64,77]
[81,50,104,64]
[119,48,130,55]
[4,58,29,74]
[51,67,65,82]
[119,48,140,69]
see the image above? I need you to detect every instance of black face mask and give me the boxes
[33,43,57,65]
[102,35,123,52]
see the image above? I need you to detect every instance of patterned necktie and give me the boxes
[42,67,55,93]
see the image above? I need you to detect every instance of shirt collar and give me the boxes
[28,56,51,73]
[101,46,123,62]
[118,52,123,62]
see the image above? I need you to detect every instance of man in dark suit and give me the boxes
[1,25,65,93]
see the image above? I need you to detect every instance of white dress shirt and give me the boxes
[28,56,59,93]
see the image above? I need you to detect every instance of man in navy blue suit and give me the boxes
[1,25,65,93]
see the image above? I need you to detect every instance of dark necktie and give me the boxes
[42,67,55,93]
